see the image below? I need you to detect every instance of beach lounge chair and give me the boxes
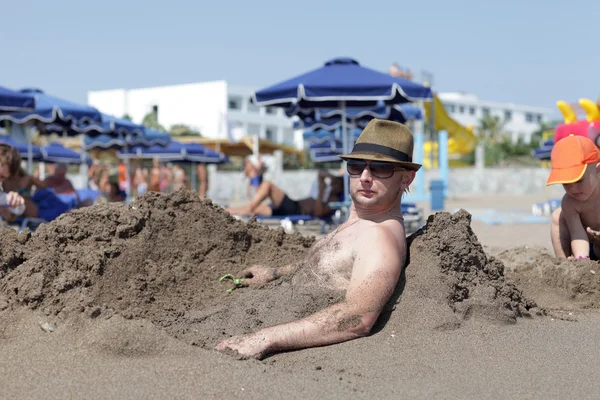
[14,188,101,232]
[255,202,423,235]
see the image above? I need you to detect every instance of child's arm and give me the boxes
[562,200,590,258]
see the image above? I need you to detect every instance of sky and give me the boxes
[1,0,599,115]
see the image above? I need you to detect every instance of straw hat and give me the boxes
[340,119,422,171]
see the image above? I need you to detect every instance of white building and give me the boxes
[87,81,297,146]
[438,92,552,143]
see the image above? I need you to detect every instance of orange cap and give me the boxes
[546,134,600,185]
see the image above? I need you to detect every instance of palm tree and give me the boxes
[169,124,202,137]
[142,112,167,132]
[477,115,507,144]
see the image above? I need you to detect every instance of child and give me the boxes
[0,144,27,222]
[548,134,600,260]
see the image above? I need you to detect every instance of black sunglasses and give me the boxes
[346,160,406,179]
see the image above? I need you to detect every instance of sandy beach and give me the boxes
[1,190,598,400]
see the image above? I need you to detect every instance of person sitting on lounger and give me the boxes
[226,170,344,218]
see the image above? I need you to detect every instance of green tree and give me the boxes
[169,124,202,137]
[121,114,132,121]
[477,114,507,144]
[142,112,167,132]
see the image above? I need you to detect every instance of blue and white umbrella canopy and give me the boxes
[83,128,171,151]
[294,104,423,132]
[119,140,228,164]
[43,113,147,138]
[0,89,102,131]
[0,87,35,113]
[0,136,42,159]
[40,142,89,165]
[253,57,432,109]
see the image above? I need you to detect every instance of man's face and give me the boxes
[347,159,415,211]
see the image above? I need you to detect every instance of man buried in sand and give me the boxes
[548,134,600,260]
[217,119,418,359]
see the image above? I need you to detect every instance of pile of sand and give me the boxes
[1,191,594,355]
[494,246,600,311]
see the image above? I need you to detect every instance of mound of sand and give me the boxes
[494,246,600,311]
[0,191,546,354]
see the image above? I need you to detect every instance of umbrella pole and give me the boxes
[341,101,350,203]
[26,123,33,175]
[191,162,197,192]
[124,139,131,200]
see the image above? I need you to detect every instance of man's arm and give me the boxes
[562,198,590,257]
[217,227,404,359]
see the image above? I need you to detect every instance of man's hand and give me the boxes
[6,192,24,208]
[241,265,277,287]
[216,332,270,359]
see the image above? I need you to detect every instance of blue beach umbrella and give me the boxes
[40,142,89,165]
[253,57,432,198]
[295,104,423,132]
[0,136,42,159]
[0,87,35,112]
[0,89,101,128]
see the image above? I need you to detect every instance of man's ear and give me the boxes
[401,171,416,188]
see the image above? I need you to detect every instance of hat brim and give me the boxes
[339,152,422,171]
[546,164,587,186]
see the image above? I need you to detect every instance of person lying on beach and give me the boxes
[0,144,27,222]
[217,119,419,359]
[243,156,266,199]
[548,135,600,260]
[225,171,343,219]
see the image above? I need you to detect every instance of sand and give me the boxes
[1,190,599,399]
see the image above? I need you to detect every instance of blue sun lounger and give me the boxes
[255,202,423,235]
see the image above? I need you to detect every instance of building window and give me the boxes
[247,123,260,136]
[482,107,490,117]
[504,110,512,121]
[228,96,242,110]
[458,105,465,114]
[265,126,277,142]
[445,103,456,113]
[536,114,543,123]
[525,113,533,123]
[247,98,260,113]
[469,106,476,115]
[266,107,278,116]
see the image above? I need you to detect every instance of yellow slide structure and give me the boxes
[422,94,477,168]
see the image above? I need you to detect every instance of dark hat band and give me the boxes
[351,143,412,162]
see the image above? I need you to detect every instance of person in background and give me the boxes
[2,166,46,219]
[244,156,266,199]
[197,163,208,198]
[149,158,161,192]
[172,164,186,191]
[0,144,28,223]
[43,163,75,194]
[134,166,149,197]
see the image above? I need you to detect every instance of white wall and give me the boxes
[88,81,229,138]
[87,89,127,119]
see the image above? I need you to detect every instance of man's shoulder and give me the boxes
[356,219,405,248]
